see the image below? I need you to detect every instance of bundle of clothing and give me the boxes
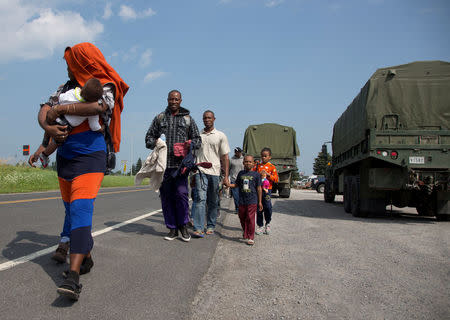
[135,139,211,190]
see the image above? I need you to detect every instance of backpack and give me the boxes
[100,108,116,175]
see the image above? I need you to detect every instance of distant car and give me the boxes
[313,176,325,193]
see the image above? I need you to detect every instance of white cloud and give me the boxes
[119,5,137,20]
[119,5,156,21]
[140,49,152,67]
[142,8,156,17]
[0,1,103,62]
[103,2,113,19]
[265,0,284,7]
[122,46,139,62]
[144,71,167,83]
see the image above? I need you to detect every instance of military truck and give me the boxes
[323,61,450,220]
[243,123,300,198]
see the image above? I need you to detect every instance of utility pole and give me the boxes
[130,136,133,176]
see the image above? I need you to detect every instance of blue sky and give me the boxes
[1,0,449,175]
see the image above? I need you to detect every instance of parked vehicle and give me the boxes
[323,61,450,220]
[243,123,300,198]
[313,176,326,193]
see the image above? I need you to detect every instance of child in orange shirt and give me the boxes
[254,147,278,235]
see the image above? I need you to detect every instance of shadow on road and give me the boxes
[2,231,75,307]
[273,199,438,225]
[2,231,59,260]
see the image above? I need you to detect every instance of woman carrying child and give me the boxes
[39,42,129,300]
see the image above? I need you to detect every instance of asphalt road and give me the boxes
[0,188,449,319]
[0,186,222,319]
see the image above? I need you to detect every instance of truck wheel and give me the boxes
[316,183,325,193]
[343,182,351,213]
[435,214,449,221]
[416,203,434,217]
[351,178,367,217]
[324,183,335,203]
[279,187,290,198]
[435,200,449,221]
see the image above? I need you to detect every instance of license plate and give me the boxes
[409,156,425,164]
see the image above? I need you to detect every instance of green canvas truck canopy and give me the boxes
[243,123,300,158]
[332,60,450,156]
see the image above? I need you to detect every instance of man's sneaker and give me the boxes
[265,224,271,235]
[255,226,264,235]
[57,271,82,301]
[52,242,69,263]
[247,239,255,245]
[62,256,94,278]
[205,228,214,235]
[179,225,191,242]
[164,228,178,241]
[192,230,205,238]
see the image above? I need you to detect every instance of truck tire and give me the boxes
[324,183,335,203]
[279,187,291,198]
[416,203,434,217]
[436,214,450,221]
[435,200,449,221]
[351,178,367,217]
[316,183,325,193]
[343,181,351,213]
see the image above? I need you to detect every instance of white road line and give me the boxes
[0,209,162,272]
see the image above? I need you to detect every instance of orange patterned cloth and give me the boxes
[64,42,129,152]
[253,162,279,190]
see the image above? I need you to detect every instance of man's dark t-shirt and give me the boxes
[236,170,261,205]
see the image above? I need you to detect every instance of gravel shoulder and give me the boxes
[190,189,450,320]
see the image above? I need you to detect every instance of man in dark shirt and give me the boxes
[229,155,263,245]
[145,90,201,242]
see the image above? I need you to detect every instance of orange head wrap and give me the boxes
[64,42,129,152]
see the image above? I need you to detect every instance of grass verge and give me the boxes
[0,165,147,194]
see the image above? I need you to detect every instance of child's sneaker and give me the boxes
[39,153,49,168]
[255,226,264,235]
[265,224,271,235]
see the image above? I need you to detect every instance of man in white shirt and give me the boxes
[229,147,244,213]
[191,110,230,237]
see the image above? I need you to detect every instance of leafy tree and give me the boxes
[291,170,300,182]
[313,150,331,175]
[135,158,142,173]
[129,158,143,175]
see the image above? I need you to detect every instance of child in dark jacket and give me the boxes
[229,155,263,245]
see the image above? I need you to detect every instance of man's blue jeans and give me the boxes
[192,173,220,232]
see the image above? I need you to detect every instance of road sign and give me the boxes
[23,145,30,156]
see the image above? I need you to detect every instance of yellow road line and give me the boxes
[0,188,149,205]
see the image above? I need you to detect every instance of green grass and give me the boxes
[0,164,147,194]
